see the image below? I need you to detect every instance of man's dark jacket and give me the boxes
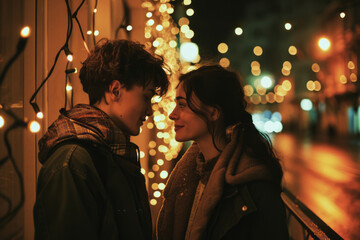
[34,105,152,240]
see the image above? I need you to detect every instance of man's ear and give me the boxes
[108,80,124,100]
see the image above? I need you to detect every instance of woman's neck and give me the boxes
[195,135,222,161]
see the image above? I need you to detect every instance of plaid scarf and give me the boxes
[38,104,138,164]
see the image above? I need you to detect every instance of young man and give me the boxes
[34,39,169,240]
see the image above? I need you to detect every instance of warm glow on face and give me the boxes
[318,37,331,51]
[20,26,31,38]
[217,43,228,54]
[253,46,263,56]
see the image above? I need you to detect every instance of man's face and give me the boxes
[109,83,155,136]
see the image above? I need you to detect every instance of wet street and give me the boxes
[272,133,360,240]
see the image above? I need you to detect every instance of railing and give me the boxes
[281,189,343,240]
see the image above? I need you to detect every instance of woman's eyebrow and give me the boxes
[175,96,186,101]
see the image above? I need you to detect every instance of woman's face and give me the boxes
[169,82,212,143]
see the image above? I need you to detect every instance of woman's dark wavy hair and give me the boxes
[80,39,169,105]
[179,64,283,182]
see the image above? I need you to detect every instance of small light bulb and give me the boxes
[86,30,92,35]
[20,26,31,38]
[94,30,99,36]
[93,8,97,13]
[126,25,133,31]
[67,54,73,62]
[340,12,345,18]
[285,23,292,30]
[66,85,73,91]
[0,115,5,128]
[36,112,44,119]
[28,120,41,133]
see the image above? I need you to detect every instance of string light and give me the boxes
[28,120,41,133]
[284,23,292,30]
[126,25,133,31]
[20,26,31,38]
[235,27,243,35]
[340,12,345,18]
[36,112,44,119]
[0,115,4,128]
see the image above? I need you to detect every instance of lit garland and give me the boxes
[0,26,38,229]
[141,0,190,206]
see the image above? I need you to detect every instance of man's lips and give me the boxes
[174,125,184,131]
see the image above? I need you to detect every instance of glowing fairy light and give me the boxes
[126,25,133,31]
[66,84,73,91]
[235,27,243,35]
[160,170,168,179]
[67,54,73,62]
[318,37,331,51]
[28,120,41,133]
[284,23,292,30]
[94,30,99,36]
[0,115,4,128]
[36,112,44,119]
[86,30,92,35]
[20,26,31,38]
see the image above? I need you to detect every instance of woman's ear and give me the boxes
[209,106,221,121]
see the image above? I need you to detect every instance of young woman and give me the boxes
[157,65,289,240]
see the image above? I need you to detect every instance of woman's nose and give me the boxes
[169,108,178,120]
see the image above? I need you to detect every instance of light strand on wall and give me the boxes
[0,26,36,229]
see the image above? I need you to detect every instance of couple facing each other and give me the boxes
[34,39,288,240]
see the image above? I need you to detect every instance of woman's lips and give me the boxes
[174,125,184,131]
